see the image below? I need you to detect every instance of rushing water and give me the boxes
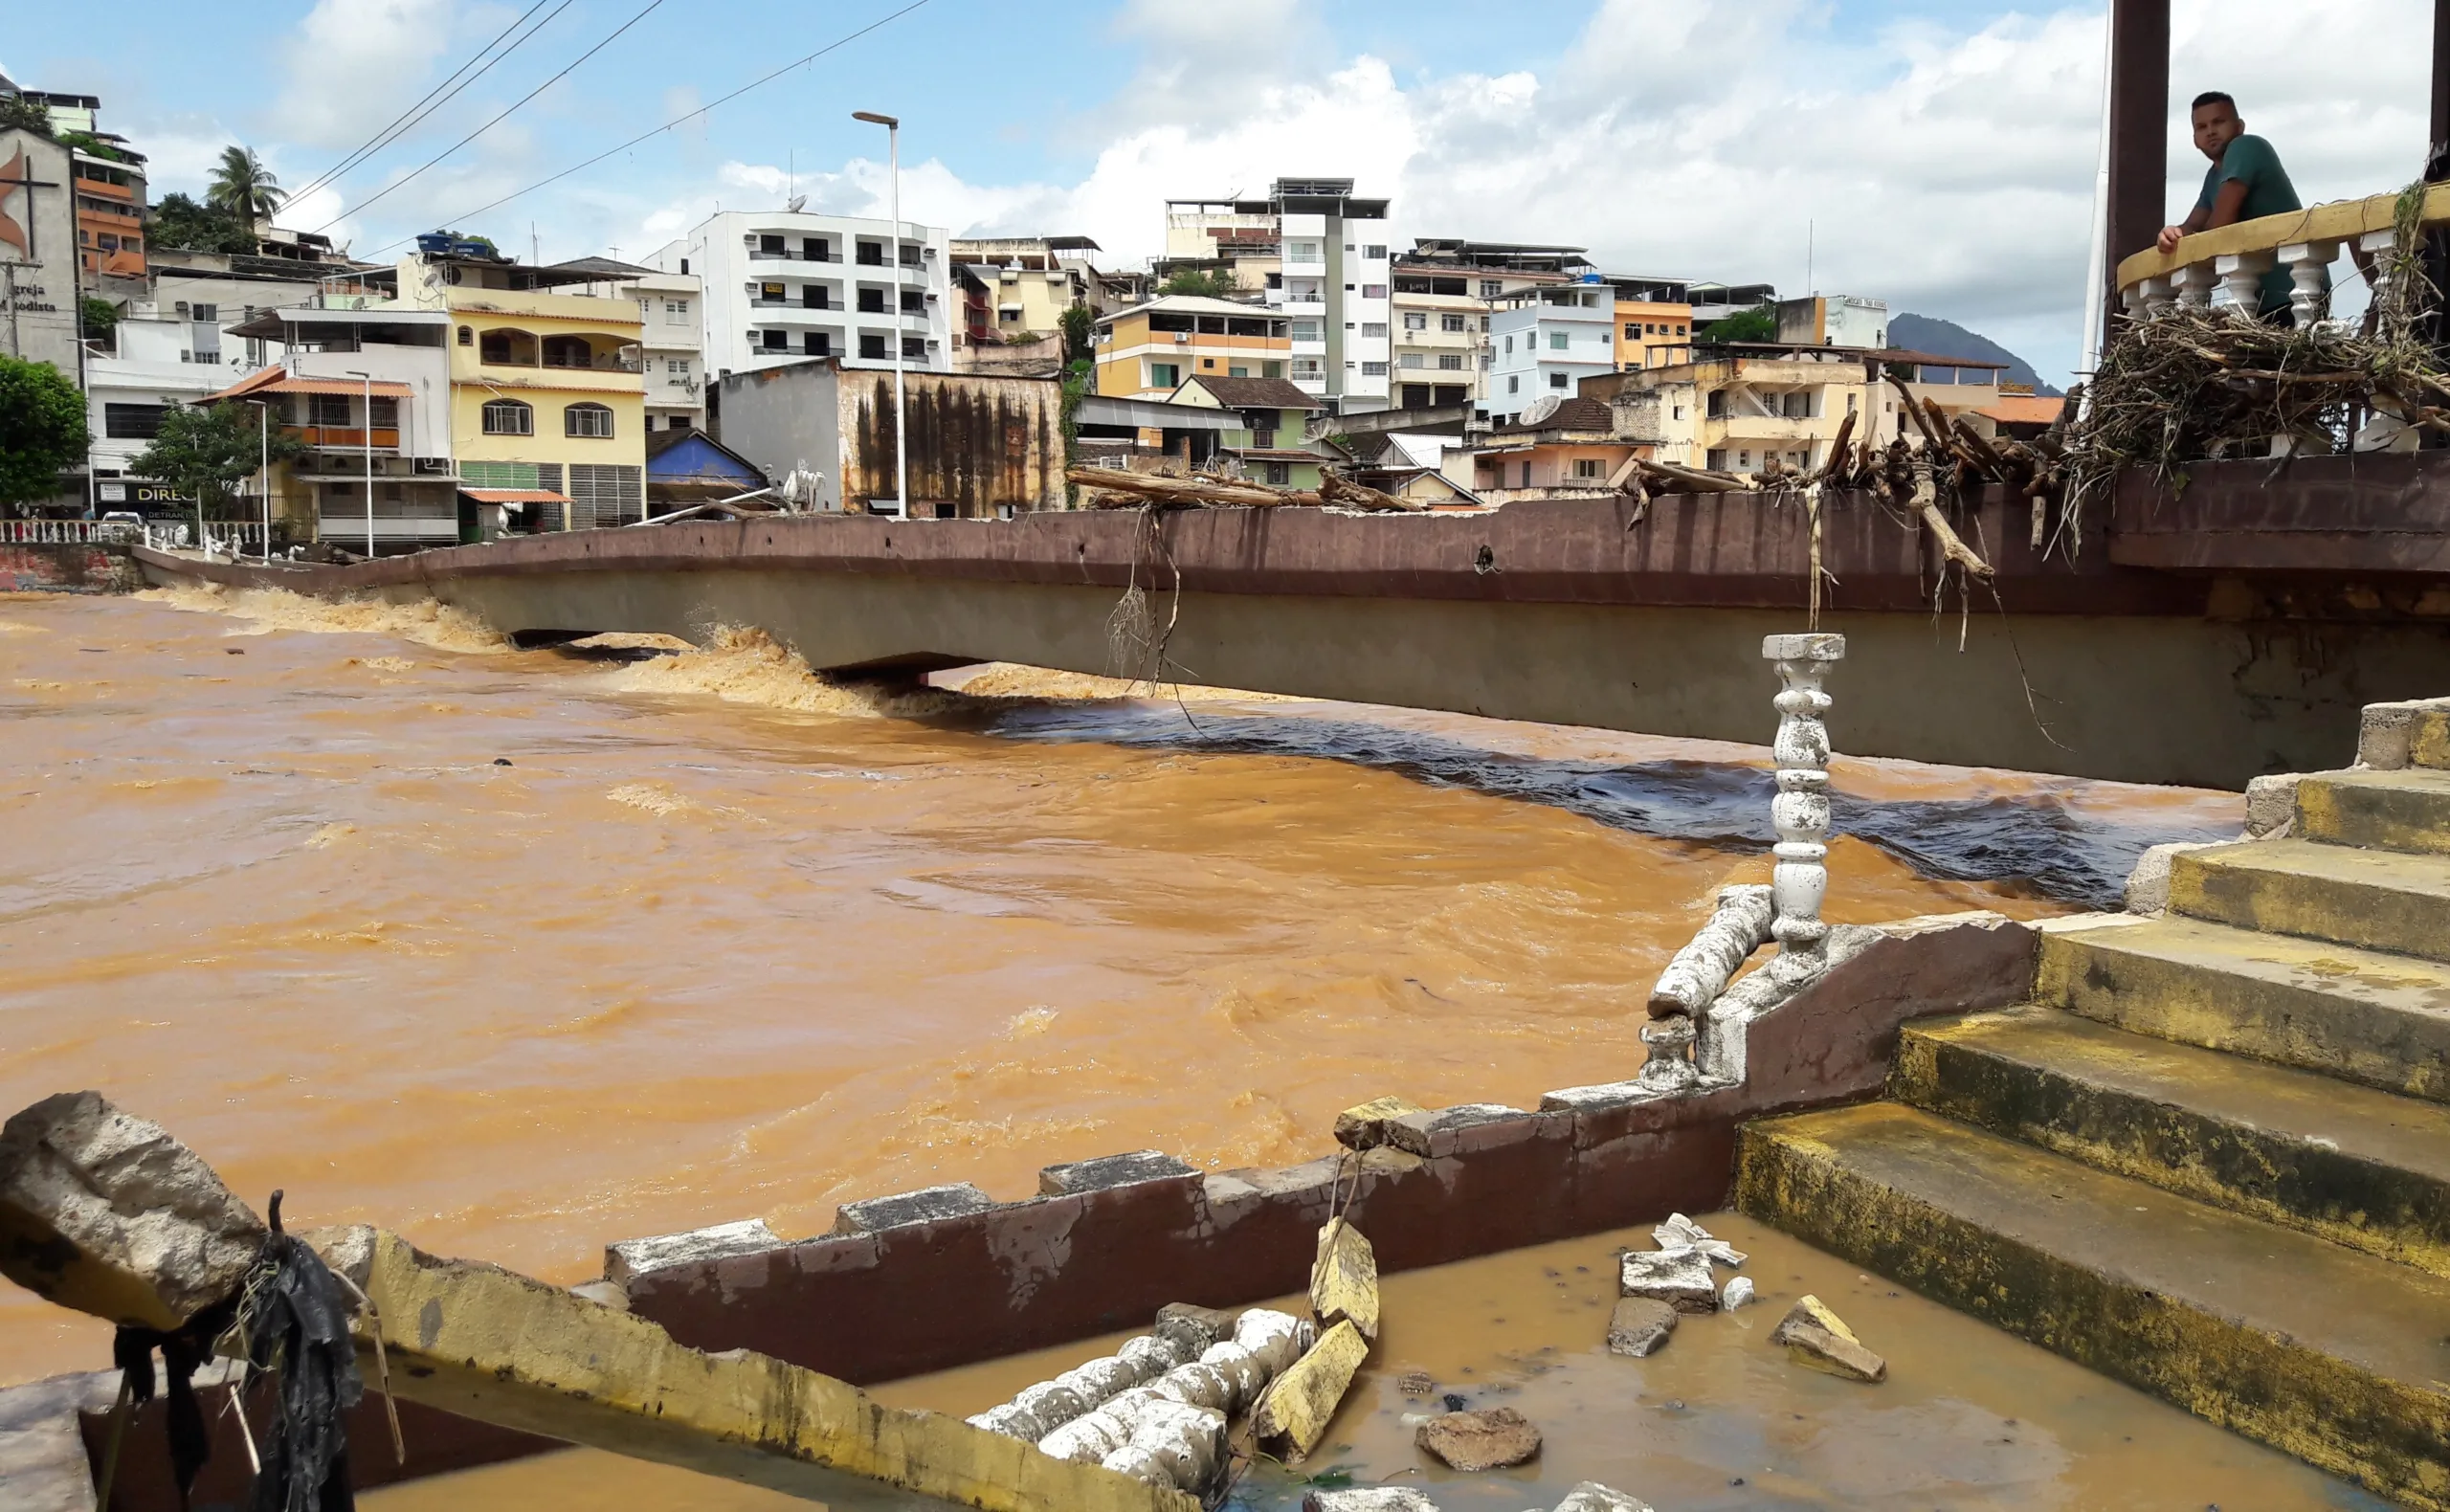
[0,587,2238,1390]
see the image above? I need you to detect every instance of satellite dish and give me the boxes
[786,194,809,214]
[1519,393,1562,426]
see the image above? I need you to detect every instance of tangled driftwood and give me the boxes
[1066,467,1425,512]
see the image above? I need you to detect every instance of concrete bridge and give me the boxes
[137,451,2450,790]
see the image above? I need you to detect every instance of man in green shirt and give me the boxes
[2158,91,2311,318]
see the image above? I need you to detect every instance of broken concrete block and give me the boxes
[1039,1150,1195,1195]
[1552,1484,1656,1512]
[828,1182,995,1235]
[604,1216,778,1286]
[2244,773,2304,839]
[1721,1276,1755,1311]
[1333,1096,1427,1152]
[1156,1301,1242,1345]
[1605,1297,1678,1357]
[2124,841,2214,916]
[1617,1246,1718,1314]
[1252,1318,1370,1464]
[0,1091,266,1331]
[1414,1405,1541,1472]
[1769,1294,1886,1383]
[1651,1212,1747,1269]
[1311,1218,1379,1342]
[1304,1490,1439,1512]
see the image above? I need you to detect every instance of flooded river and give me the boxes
[0,587,2238,1391]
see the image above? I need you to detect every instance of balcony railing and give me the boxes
[290,426,402,450]
[2116,182,2450,323]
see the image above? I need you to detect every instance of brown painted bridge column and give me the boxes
[2105,0,2171,318]
[2433,0,2450,176]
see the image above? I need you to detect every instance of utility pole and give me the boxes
[853,111,906,518]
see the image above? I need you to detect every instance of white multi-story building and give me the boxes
[1162,179,1392,413]
[648,211,950,383]
[557,257,706,433]
[1488,281,1618,423]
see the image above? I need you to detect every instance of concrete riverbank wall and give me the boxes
[3,544,140,595]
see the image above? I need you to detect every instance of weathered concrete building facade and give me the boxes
[716,359,1063,517]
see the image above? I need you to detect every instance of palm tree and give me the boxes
[206,145,284,222]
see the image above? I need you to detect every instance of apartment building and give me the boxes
[85,308,247,518]
[649,210,950,381]
[1610,276,1694,372]
[0,122,86,383]
[1092,296,1291,399]
[1165,179,1392,411]
[1777,295,1888,349]
[388,244,649,529]
[555,256,705,434]
[212,302,458,550]
[1690,281,1779,327]
[1488,281,1617,422]
[1388,242,1592,411]
[949,235,1105,330]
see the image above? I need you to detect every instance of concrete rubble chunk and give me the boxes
[1651,1212,1746,1269]
[0,1091,266,1331]
[604,1217,779,1286]
[1039,1150,1196,1195]
[1605,1297,1678,1357]
[1311,1217,1379,1342]
[1252,1318,1370,1464]
[1721,1276,1755,1310]
[1617,1246,1718,1314]
[2124,841,2215,916]
[1769,1294,1886,1383]
[2244,773,2305,839]
[1333,1097,1428,1152]
[1156,1301,1242,1345]
[1552,1484,1656,1512]
[1414,1406,1542,1472]
[827,1181,996,1235]
[1304,1490,1439,1512]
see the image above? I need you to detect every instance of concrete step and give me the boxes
[2037,915,2450,1102]
[1894,1006,2450,1277]
[2298,767,2450,856]
[1736,1101,2450,1509]
[2171,837,2450,963]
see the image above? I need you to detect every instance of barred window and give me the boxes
[481,399,533,435]
[565,403,615,439]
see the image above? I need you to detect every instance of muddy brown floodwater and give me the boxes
[0,588,2237,1414]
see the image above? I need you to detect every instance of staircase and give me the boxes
[1737,757,2450,1509]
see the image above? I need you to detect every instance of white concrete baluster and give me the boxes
[2278,240,2340,326]
[2172,261,2219,312]
[2214,251,2276,317]
[1763,633,1845,986]
[2361,228,2401,325]
[2141,275,2177,319]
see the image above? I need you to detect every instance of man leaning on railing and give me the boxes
[2158,91,2323,322]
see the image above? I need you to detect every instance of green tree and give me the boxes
[206,145,284,221]
[0,357,89,510]
[57,130,129,164]
[1156,268,1236,299]
[0,95,55,136]
[1700,305,1778,344]
[79,297,120,346]
[148,192,256,254]
[1059,303,1095,364]
[128,403,303,530]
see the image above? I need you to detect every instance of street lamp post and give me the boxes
[345,370,374,557]
[852,110,907,519]
[243,399,271,560]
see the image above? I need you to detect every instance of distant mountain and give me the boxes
[1888,313,2063,397]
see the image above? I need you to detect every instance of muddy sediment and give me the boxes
[0,589,2237,1390]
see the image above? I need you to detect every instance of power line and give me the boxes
[315,0,671,233]
[290,0,572,207]
[358,0,934,257]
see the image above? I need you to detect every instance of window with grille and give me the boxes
[103,404,170,439]
[1402,312,1427,331]
[566,403,614,438]
[1573,458,1604,478]
[1362,361,1388,376]
[368,397,399,429]
[309,393,351,428]
[1362,284,1387,299]
[481,399,533,435]
[568,463,642,528]
[1437,354,1463,370]
[1441,314,1467,332]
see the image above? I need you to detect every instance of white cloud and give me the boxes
[273,0,461,153]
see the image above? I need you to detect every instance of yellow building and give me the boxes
[1092,296,1291,399]
[1614,299,1694,372]
[391,249,649,528]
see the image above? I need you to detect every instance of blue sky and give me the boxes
[5,0,2436,384]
